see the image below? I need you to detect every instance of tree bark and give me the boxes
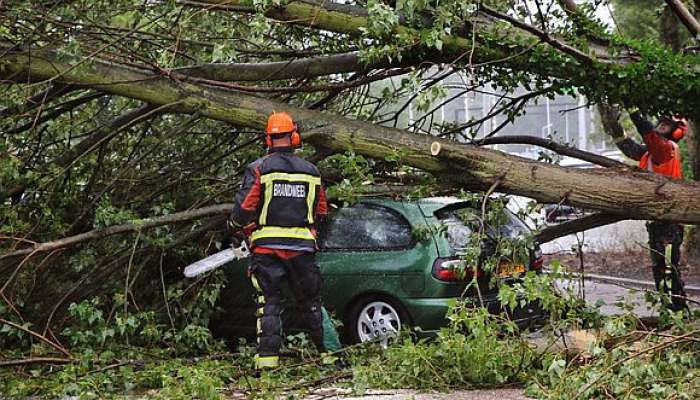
[535,214,625,244]
[664,0,700,38]
[174,52,382,81]
[3,48,700,224]
[477,135,625,168]
[684,117,700,259]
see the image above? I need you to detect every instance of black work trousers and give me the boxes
[249,252,325,357]
[647,222,686,311]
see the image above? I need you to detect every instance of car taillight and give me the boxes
[432,258,483,282]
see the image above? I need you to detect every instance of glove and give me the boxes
[231,223,256,247]
[629,110,654,135]
[226,218,249,247]
[230,230,246,248]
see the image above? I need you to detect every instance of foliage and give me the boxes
[1,0,700,398]
[2,233,699,399]
[353,306,534,390]
[527,318,700,399]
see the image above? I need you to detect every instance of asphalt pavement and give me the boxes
[556,276,699,317]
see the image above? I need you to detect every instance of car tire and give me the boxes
[346,295,410,348]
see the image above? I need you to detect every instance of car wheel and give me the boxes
[347,296,408,348]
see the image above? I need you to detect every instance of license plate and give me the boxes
[497,261,525,277]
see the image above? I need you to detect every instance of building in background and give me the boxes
[395,73,644,253]
[401,74,622,167]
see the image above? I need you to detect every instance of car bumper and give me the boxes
[404,295,548,336]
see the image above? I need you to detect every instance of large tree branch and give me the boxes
[0,204,233,260]
[535,213,625,244]
[0,84,75,118]
[189,0,700,116]
[53,104,159,168]
[476,135,624,169]
[3,47,700,224]
[191,0,627,64]
[173,52,379,81]
[665,0,700,39]
[6,92,105,134]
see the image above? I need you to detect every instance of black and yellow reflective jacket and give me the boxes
[230,148,328,252]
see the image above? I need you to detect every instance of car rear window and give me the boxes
[435,206,530,251]
[320,203,413,250]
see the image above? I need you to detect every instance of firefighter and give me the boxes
[615,109,689,311]
[229,112,329,369]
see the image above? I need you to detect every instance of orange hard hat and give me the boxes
[266,112,296,135]
[265,112,301,147]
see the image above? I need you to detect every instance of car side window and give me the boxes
[320,203,413,250]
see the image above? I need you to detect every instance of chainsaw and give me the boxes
[183,241,250,278]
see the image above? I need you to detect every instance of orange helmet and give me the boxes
[265,112,300,147]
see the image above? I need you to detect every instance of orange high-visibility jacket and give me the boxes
[618,112,683,180]
[639,130,683,179]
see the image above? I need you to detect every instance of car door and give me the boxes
[316,202,432,317]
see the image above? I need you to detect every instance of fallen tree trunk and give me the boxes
[3,47,700,224]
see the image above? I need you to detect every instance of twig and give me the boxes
[574,329,700,398]
[480,5,600,65]
[0,318,73,358]
[632,330,700,343]
[160,252,176,330]
[0,248,42,295]
[123,231,141,346]
[475,176,505,307]
[0,357,75,367]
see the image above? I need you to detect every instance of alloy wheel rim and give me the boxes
[357,301,401,348]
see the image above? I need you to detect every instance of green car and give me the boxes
[212,197,544,347]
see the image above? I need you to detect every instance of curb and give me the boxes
[557,271,700,295]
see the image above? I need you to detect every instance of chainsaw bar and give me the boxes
[183,242,249,278]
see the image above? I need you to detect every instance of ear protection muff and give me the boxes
[265,123,300,147]
[658,116,687,142]
[671,127,685,141]
[671,117,687,141]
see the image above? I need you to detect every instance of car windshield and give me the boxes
[436,206,530,251]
